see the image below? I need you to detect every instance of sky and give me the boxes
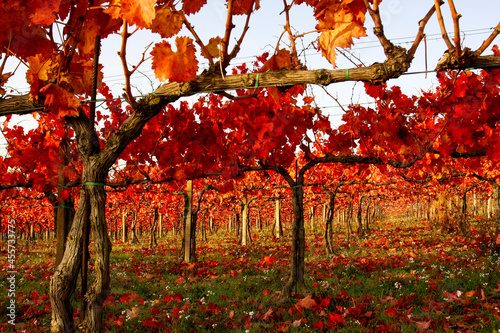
[1,0,499,155]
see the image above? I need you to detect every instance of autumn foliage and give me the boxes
[0,1,500,332]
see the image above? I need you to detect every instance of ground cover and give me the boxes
[1,219,499,332]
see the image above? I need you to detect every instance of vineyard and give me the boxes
[1,217,500,332]
[1,0,500,332]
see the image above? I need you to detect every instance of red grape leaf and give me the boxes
[182,0,207,15]
[60,189,70,201]
[28,0,62,25]
[233,0,260,15]
[384,307,399,318]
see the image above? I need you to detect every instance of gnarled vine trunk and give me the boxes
[277,184,308,303]
[81,172,112,332]
[49,91,168,332]
[49,195,84,332]
[50,162,111,333]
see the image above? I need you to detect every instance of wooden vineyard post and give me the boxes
[183,180,194,263]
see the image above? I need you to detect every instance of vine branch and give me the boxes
[408,3,441,58]
[475,21,500,56]
[118,21,137,109]
[447,0,462,62]
[434,0,454,50]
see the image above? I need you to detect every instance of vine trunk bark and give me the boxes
[277,185,307,303]
[50,163,111,333]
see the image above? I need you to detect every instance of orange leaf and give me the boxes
[26,54,54,85]
[261,256,277,265]
[105,0,156,29]
[152,37,198,82]
[303,96,315,104]
[40,84,81,117]
[319,21,366,67]
[79,23,102,55]
[295,295,317,310]
[266,87,281,105]
[151,5,184,38]
[262,307,274,320]
[315,4,367,67]
[174,168,186,180]
[260,49,292,72]
[126,307,140,318]
[28,0,62,25]
[61,58,103,95]
[415,320,431,331]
